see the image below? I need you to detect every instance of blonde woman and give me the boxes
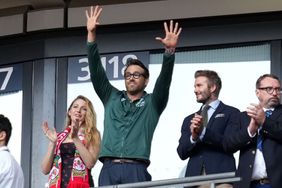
[41,95,100,188]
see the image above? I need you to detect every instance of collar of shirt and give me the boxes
[0,146,9,152]
[122,90,148,102]
[205,99,220,119]
[263,108,274,112]
[198,99,221,124]
[208,99,220,111]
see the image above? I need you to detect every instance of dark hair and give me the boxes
[124,58,149,79]
[0,114,12,145]
[256,74,281,89]
[194,70,222,97]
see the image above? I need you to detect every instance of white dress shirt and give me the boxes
[248,108,273,180]
[0,146,24,188]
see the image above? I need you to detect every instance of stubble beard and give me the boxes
[126,82,145,96]
[267,97,280,108]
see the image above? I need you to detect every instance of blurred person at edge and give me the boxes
[41,95,101,188]
[0,114,24,188]
[223,74,282,188]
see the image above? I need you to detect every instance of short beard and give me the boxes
[197,97,209,104]
[267,98,280,108]
[126,85,146,96]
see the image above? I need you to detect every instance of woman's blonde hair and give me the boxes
[65,95,100,147]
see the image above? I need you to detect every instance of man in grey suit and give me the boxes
[177,70,240,188]
[224,74,282,188]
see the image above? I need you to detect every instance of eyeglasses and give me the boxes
[124,72,144,80]
[258,87,282,94]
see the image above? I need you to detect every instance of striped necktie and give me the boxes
[265,110,273,118]
[257,110,273,151]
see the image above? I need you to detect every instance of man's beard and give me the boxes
[126,83,145,95]
[197,95,210,104]
[267,97,280,108]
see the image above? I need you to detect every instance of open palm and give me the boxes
[42,121,57,143]
[86,6,102,32]
[156,20,182,49]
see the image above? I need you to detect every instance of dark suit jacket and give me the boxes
[223,104,282,188]
[177,101,240,177]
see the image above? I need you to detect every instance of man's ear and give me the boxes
[255,89,260,97]
[210,84,216,93]
[0,131,6,142]
[144,78,149,87]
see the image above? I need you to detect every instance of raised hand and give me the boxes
[86,5,102,42]
[42,121,57,143]
[155,20,182,49]
[86,6,102,32]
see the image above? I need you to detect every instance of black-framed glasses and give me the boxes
[124,72,144,80]
[258,87,282,94]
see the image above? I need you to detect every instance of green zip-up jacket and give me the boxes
[87,42,175,163]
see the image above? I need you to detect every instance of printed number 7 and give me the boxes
[0,67,13,91]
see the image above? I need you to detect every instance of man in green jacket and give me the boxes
[86,5,182,186]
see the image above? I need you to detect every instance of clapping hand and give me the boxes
[70,118,80,139]
[246,103,265,125]
[42,121,57,143]
[190,113,203,141]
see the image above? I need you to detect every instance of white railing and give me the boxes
[94,172,240,188]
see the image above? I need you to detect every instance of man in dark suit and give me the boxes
[224,74,282,188]
[177,70,240,188]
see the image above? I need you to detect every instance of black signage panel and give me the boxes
[68,51,149,84]
[0,64,22,94]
